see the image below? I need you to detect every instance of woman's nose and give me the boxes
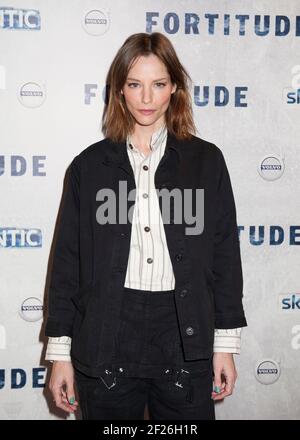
[141,87,152,104]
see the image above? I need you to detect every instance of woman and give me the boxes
[45,32,247,420]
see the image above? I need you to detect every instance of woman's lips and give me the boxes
[138,109,156,115]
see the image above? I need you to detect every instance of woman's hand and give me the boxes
[49,361,79,413]
[211,352,237,401]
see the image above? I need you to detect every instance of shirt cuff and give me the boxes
[213,327,242,354]
[45,336,72,362]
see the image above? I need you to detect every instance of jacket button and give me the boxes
[143,165,149,171]
[175,254,182,261]
[185,326,194,336]
[144,226,150,232]
[147,258,153,264]
[179,289,188,298]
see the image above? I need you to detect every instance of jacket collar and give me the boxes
[102,130,182,167]
[127,123,168,154]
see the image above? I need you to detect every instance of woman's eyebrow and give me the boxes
[126,77,168,82]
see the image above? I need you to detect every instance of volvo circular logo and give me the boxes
[82,9,110,36]
[19,297,43,322]
[18,82,46,108]
[255,359,281,384]
[258,154,285,181]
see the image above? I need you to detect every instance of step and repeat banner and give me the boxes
[0,0,299,420]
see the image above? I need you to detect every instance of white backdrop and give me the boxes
[0,0,300,420]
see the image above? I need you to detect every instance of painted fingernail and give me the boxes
[214,386,221,393]
[69,397,75,404]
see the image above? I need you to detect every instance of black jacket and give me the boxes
[45,131,247,377]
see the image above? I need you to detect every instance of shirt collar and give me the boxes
[126,123,167,154]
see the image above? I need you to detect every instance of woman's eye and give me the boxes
[127,82,166,88]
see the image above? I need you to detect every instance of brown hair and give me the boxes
[102,32,196,142]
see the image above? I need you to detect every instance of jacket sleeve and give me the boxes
[44,157,80,337]
[212,148,247,329]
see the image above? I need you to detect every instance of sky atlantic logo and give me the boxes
[0,7,41,30]
[279,294,300,311]
[0,228,42,248]
[285,87,300,105]
[95,182,204,235]
[285,65,300,105]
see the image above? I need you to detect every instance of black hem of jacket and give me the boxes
[71,350,215,378]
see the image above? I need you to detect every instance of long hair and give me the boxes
[102,32,196,142]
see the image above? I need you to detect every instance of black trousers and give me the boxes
[74,286,215,420]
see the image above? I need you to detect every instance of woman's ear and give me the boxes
[171,83,177,94]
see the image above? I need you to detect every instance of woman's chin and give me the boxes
[133,113,164,127]
[134,116,157,126]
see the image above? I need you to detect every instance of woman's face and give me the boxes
[121,53,177,130]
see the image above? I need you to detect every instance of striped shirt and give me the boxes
[45,124,242,361]
[124,123,175,290]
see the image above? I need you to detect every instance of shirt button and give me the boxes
[143,165,149,171]
[185,326,194,336]
[142,193,148,198]
[179,289,188,298]
[175,254,183,261]
[147,258,153,264]
[144,226,150,232]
